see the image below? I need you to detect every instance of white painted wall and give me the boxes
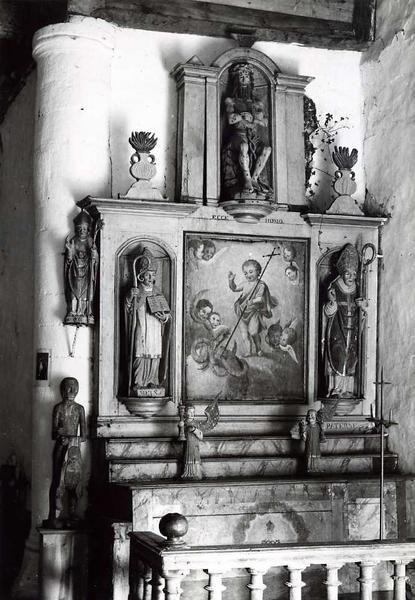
[109,27,365,205]
[361,0,415,473]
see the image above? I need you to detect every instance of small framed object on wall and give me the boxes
[35,349,51,386]
[183,232,309,404]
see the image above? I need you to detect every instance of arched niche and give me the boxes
[117,238,173,415]
[172,47,312,212]
[316,245,363,415]
[213,49,279,205]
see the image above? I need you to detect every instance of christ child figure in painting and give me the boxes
[45,377,86,528]
[64,210,99,326]
[322,244,365,398]
[300,409,326,474]
[228,259,277,357]
[125,248,171,396]
[222,62,272,198]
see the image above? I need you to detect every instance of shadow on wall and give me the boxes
[0,452,31,596]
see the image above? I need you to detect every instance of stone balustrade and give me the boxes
[129,514,415,600]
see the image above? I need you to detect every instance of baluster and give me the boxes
[131,559,148,600]
[358,562,376,600]
[204,570,226,600]
[152,569,165,600]
[144,566,153,600]
[286,564,308,600]
[246,567,267,600]
[162,569,188,600]
[392,560,409,600]
[324,563,343,600]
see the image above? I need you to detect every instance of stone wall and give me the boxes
[361,0,415,473]
[0,72,36,478]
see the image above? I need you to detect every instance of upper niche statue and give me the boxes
[221,62,272,200]
[124,248,171,396]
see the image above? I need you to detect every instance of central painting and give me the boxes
[183,233,308,403]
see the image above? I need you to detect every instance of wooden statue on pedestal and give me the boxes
[124,247,171,397]
[300,409,326,474]
[221,62,272,201]
[44,377,86,529]
[179,400,220,480]
[321,243,366,399]
[64,210,99,326]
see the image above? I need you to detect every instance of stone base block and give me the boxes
[39,528,88,600]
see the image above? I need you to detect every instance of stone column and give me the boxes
[285,564,308,600]
[13,17,115,599]
[324,563,343,600]
[358,562,376,600]
[162,570,189,600]
[204,570,226,600]
[392,560,409,600]
[246,566,267,600]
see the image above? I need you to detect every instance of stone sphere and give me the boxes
[159,513,188,545]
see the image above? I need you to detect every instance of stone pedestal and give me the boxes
[39,529,88,600]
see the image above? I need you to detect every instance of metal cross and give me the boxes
[367,367,397,540]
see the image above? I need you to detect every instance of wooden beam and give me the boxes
[190,0,354,24]
[69,0,376,50]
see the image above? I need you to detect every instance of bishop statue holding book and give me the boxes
[124,248,171,396]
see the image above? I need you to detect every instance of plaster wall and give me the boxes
[361,0,415,473]
[0,72,36,478]
[109,27,365,205]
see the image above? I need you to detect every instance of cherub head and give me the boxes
[208,312,222,330]
[242,259,262,282]
[280,326,297,348]
[282,244,296,263]
[195,299,213,321]
[266,322,283,349]
[285,265,299,284]
[203,240,216,262]
[189,238,204,260]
